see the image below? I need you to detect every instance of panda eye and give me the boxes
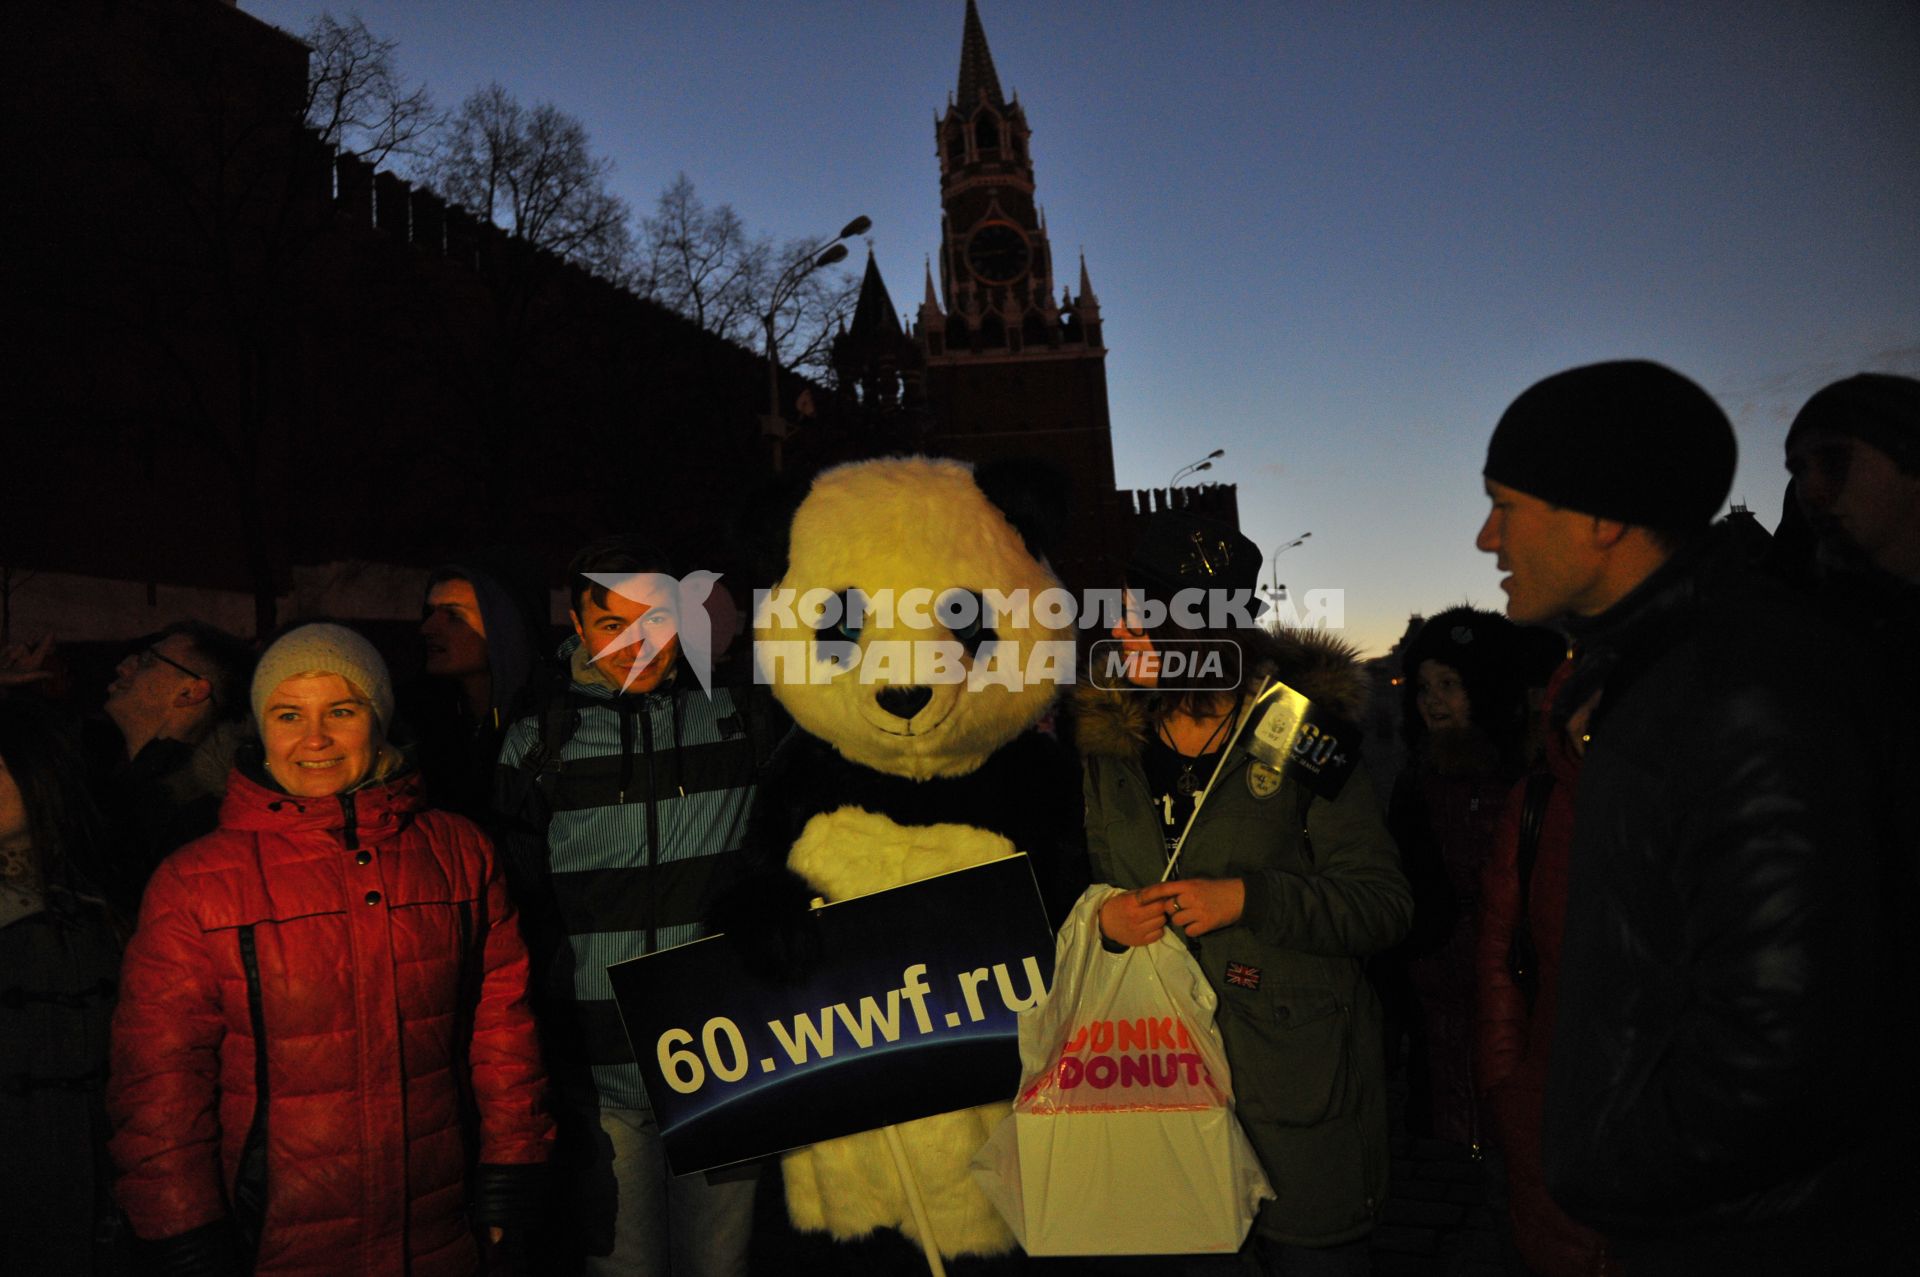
[937,589,997,657]
[817,589,864,644]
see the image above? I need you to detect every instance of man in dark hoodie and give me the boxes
[1784,372,1920,642]
[408,549,551,821]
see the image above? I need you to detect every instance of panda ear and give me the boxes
[974,458,1070,565]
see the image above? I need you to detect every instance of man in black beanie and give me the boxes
[1474,361,1904,1274]
[1785,371,1920,584]
[1477,359,1736,622]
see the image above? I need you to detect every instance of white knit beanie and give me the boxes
[250,623,395,734]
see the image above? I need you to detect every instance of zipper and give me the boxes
[339,791,359,850]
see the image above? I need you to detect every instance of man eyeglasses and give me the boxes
[134,644,212,694]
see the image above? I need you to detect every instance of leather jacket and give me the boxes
[1540,528,1899,1273]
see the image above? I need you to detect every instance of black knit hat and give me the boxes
[1484,360,1737,529]
[1125,513,1263,613]
[1784,373,1920,473]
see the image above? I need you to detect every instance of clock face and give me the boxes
[965,223,1031,284]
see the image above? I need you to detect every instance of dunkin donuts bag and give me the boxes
[971,886,1274,1255]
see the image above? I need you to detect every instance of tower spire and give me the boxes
[956,0,1005,109]
[848,249,898,340]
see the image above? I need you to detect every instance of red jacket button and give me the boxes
[365,890,382,906]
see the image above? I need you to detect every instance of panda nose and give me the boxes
[876,686,933,721]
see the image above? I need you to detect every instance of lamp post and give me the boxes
[1262,531,1311,609]
[763,214,872,471]
[1169,448,1225,487]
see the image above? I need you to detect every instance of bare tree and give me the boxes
[431,83,633,278]
[640,174,764,338]
[768,238,862,375]
[640,175,858,374]
[301,13,439,175]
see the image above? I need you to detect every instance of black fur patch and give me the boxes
[751,728,1089,926]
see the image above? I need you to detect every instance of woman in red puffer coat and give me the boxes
[1474,662,1617,1277]
[109,624,553,1276]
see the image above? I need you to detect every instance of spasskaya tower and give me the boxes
[915,0,1120,591]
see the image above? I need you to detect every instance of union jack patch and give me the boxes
[1224,961,1262,990]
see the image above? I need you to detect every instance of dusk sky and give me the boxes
[244,0,1920,656]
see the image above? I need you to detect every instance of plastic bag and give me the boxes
[971,885,1274,1255]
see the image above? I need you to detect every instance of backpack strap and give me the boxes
[514,677,583,809]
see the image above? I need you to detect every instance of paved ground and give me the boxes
[1370,1134,1511,1276]
[1370,1068,1517,1277]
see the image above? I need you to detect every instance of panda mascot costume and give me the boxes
[729,455,1089,1274]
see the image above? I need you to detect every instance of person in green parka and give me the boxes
[1076,514,1411,1276]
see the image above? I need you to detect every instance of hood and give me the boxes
[558,631,682,703]
[218,760,425,841]
[432,553,549,722]
[1076,626,1369,758]
[556,633,693,803]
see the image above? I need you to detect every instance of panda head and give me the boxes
[754,456,1071,780]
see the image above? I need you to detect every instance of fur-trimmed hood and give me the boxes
[1076,626,1369,758]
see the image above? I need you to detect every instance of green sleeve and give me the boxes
[1238,763,1413,957]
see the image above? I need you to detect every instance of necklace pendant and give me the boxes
[1175,770,1201,797]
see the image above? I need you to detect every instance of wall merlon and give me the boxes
[373,170,411,239]
[336,153,374,227]
[408,188,445,255]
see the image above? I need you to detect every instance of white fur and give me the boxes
[754,457,1068,780]
[784,806,1021,1257]
[765,456,1066,1258]
[788,807,1015,902]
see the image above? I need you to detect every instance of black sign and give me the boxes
[607,854,1056,1174]
[1238,678,1363,800]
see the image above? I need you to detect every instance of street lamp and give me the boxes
[1262,531,1311,608]
[1169,448,1225,487]
[763,214,872,470]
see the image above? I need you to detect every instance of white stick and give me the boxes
[1162,675,1276,883]
[882,1124,948,1277]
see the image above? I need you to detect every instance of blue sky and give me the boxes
[244,0,1920,655]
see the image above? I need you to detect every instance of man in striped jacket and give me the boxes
[495,535,774,1277]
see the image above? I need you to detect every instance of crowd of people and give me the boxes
[2,364,1914,1276]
